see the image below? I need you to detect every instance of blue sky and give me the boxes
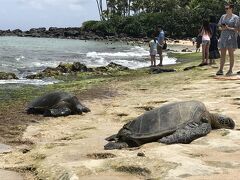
[0,0,102,30]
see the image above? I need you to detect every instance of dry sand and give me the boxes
[1,50,240,179]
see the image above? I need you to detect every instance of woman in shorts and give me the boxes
[199,20,212,66]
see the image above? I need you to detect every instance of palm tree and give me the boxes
[96,0,103,20]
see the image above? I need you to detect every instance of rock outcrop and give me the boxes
[25,62,129,79]
[0,72,18,80]
[26,62,89,79]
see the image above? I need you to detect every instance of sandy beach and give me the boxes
[1,46,240,179]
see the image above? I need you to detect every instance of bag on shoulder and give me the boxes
[162,41,167,50]
[237,35,240,49]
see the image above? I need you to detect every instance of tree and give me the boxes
[96,0,104,20]
[89,0,240,38]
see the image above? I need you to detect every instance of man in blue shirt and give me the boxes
[157,25,165,66]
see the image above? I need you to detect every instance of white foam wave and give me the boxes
[87,46,149,58]
[15,56,25,62]
[110,56,176,69]
[31,61,59,68]
[0,79,59,85]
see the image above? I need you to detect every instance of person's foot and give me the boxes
[216,70,223,76]
[226,70,233,76]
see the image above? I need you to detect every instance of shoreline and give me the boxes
[0,27,193,47]
[0,37,195,84]
[2,49,239,179]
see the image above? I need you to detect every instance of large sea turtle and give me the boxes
[27,91,90,117]
[105,101,235,150]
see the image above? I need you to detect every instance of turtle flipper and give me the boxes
[105,134,118,141]
[159,122,212,144]
[44,107,72,117]
[104,142,129,150]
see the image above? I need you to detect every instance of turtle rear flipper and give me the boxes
[80,106,91,113]
[76,104,91,113]
[44,107,72,117]
[158,122,212,144]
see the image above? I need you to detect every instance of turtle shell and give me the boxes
[27,91,77,112]
[120,101,208,140]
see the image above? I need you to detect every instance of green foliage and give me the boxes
[90,0,240,38]
[82,21,99,31]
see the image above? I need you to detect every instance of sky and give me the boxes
[0,0,103,30]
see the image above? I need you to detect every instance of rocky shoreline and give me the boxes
[0,62,131,80]
[0,61,178,81]
[0,27,150,43]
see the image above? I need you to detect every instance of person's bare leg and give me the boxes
[227,48,235,74]
[153,56,156,66]
[216,48,226,75]
[205,44,210,64]
[158,48,163,66]
[219,48,227,71]
[201,44,206,64]
[210,59,213,64]
[151,56,154,66]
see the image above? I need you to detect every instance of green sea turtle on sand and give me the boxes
[27,91,90,117]
[105,101,235,150]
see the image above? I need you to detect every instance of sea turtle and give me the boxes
[27,91,90,117]
[105,101,235,150]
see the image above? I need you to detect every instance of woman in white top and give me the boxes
[199,20,212,66]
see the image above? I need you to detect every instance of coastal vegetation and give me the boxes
[92,0,240,38]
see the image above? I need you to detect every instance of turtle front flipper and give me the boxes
[104,142,129,150]
[44,107,72,117]
[158,122,212,144]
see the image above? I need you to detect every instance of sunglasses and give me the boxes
[225,7,230,10]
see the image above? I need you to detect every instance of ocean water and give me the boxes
[0,37,177,85]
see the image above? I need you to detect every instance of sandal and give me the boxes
[226,71,233,76]
[216,70,223,76]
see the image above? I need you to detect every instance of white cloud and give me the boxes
[0,0,100,30]
[17,0,90,10]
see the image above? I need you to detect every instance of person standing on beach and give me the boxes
[199,20,212,66]
[209,16,220,64]
[149,37,158,67]
[216,4,239,76]
[157,25,165,66]
[196,35,202,52]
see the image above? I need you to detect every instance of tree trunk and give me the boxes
[96,0,103,20]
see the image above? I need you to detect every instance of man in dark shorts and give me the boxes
[157,25,165,66]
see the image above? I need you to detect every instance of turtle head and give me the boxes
[212,114,235,129]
